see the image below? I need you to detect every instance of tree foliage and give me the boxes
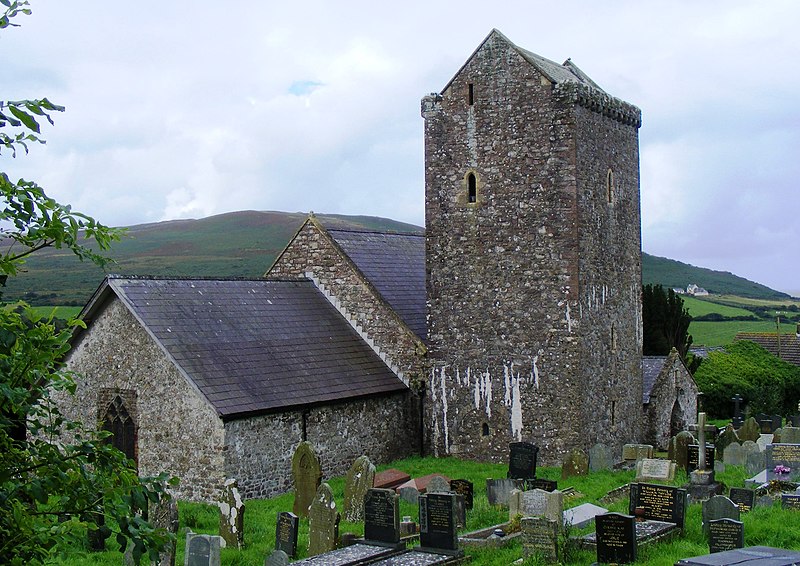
[642,283,693,358]
[1,3,175,563]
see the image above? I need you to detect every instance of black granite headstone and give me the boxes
[529,478,558,492]
[772,415,783,432]
[418,492,460,554]
[595,513,636,564]
[687,444,716,473]
[275,511,299,558]
[449,479,473,509]
[628,483,687,528]
[708,518,744,553]
[508,441,538,480]
[728,488,755,514]
[364,489,401,545]
[757,413,772,434]
[781,494,800,510]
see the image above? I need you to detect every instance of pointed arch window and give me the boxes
[102,395,137,466]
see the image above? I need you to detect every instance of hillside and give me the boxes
[1,210,789,307]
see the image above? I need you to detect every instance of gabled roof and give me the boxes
[326,229,426,341]
[77,277,407,420]
[642,356,666,404]
[734,332,800,367]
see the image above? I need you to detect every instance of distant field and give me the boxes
[711,294,800,308]
[27,306,83,320]
[681,296,753,318]
[689,319,795,347]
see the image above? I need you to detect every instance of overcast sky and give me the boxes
[3,1,799,296]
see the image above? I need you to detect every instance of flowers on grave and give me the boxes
[774,465,791,476]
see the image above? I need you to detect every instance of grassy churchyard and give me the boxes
[49,454,800,565]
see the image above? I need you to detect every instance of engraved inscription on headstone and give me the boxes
[595,513,636,564]
[766,444,800,481]
[781,494,800,510]
[702,496,740,536]
[687,444,716,473]
[185,533,221,566]
[418,492,459,553]
[708,519,743,553]
[635,458,675,481]
[275,512,299,558]
[529,478,558,492]
[364,488,400,545]
[628,483,686,528]
[521,516,558,562]
[450,479,474,509]
[728,488,754,514]
[508,442,538,480]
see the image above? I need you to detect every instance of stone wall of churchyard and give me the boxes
[421,31,643,464]
[644,352,699,449]
[224,391,417,500]
[268,220,427,389]
[60,299,226,503]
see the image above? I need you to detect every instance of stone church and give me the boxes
[60,30,656,503]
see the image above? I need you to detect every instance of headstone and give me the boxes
[791,415,800,428]
[715,424,740,460]
[507,442,538,479]
[781,494,800,510]
[275,512,299,558]
[674,431,696,471]
[426,475,451,494]
[398,485,420,505]
[687,444,715,473]
[782,427,800,444]
[292,441,322,518]
[509,488,564,523]
[563,503,608,529]
[757,434,774,452]
[414,473,451,494]
[702,496,740,536]
[343,456,376,523]
[628,483,687,528]
[766,444,800,481]
[529,478,558,492]
[486,478,524,506]
[741,440,759,457]
[635,458,676,482]
[595,513,636,564]
[454,494,467,528]
[521,516,559,562]
[757,413,773,434]
[185,533,221,566]
[418,492,460,554]
[708,519,744,553]
[755,495,774,508]
[774,428,783,444]
[589,443,614,472]
[622,444,653,462]
[363,488,401,545]
[150,496,179,566]
[373,469,411,490]
[561,448,589,479]
[745,450,766,476]
[772,415,783,432]
[218,479,244,550]
[449,479,474,509]
[723,442,745,466]
[307,483,340,556]
[264,550,289,566]
[731,394,744,428]
[728,488,755,514]
[738,417,761,442]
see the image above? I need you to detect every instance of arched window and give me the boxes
[467,173,477,204]
[482,422,490,436]
[606,169,614,204]
[102,395,137,466]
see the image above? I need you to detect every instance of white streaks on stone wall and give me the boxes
[482,371,493,418]
[532,353,541,389]
[502,363,524,442]
[439,368,449,452]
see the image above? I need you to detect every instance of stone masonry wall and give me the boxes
[61,299,226,503]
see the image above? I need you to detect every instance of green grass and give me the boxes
[689,320,797,347]
[47,456,800,565]
[27,305,83,320]
[681,296,754,318]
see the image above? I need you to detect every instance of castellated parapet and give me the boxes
[423,29,643,464]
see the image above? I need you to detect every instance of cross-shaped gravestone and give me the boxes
[731,394,744,427]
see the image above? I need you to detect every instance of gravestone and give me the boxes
[292,441,322,518]
[728,488,755,514]
[628,483,687,528]
[635,458,676,482]
[781,494,800,510]
[363,488,401,546]
[766,444,800,481]
[398,484,420,505]
[674,431,696,471]
[782,427,800,444]
[507,442,538,479]
[275,512,299,558]
[343,455,376,523]
[715,424,740,460]
[791,415,800,428]
[418,492,461,555]
[738,417,761,442]
[414,473,451,494]
[708,519,744,553]
[757,434,774,452]
[745,450,766,476]
[589,442,614,472]
[702,495,740,536]
[307,483,340,556]
[561,447,589,479]
[264,550,289,566]
[486,478,524,506]
[218,479,244,550]
[449,479,474,509]
[622,444,653,462]
[741,440,759,457]
[731,394,744,428]
[757,413,773,434]
[185,533,221,566]
[723,442,745,466]
[150,496,179,566]
[508,488,563,523]
[774,428,783,444]
[373,469,411,490]
[426,475,451,494]
[529,478,558,492]
[687,444,715,473]
[772,415,784,432]
[595,513,636,564]
[521,516,559,562]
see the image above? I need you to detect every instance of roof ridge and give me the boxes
[327,228,424,237]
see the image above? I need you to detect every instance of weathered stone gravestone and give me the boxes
[589,442,614,472]
[561,447,589,478]
[150,496,179,566]
[418,492,462,556]
[702,495,740,536]
[595,513,636,564]
[674,431,696,471]
[741,440,759,457]
[521,516,559,562]
[757,434,774,452]
[745,450,766,476]
[635,458,676,482]
[184,533,222,566]
[307,483,340,556]
[766,443,800,481]
[426,475,451,494]
[398,485,420,505]
[782,427,800,444]
[715,424,740,460]
[264,550,289,566]
[507,441,538,479]
[363,488,401,546]
[628,483,687,528]
[708,519,743,553]
[218,479,244,550]
[292,441,322,518]
[275,512,299,558]
[723,442,745,466]
[728,488,755,514]
[622,444,653,463]
[450,479,474,509]
[738,417,761,443]
[508,488,563,523]
[343,455,375,523]
[486,478,524,506]
[687,444,715,473]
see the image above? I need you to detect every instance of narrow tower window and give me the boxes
[482,422,490,436]
[467,172,477,203]
[468,83,474,106]
[606,169,614,203]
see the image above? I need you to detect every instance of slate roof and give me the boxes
[327,229,427,341]
[642,356,666,404]
[734,332,800,367]
[81,277,407,420]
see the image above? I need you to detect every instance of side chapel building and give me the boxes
[60,30,655,502]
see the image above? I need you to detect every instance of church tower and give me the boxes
[422,30,643,463]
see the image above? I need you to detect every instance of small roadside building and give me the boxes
[642,348,699,450]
